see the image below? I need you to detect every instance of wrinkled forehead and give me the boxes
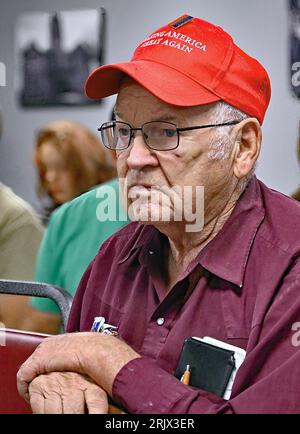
[115,76,217,124]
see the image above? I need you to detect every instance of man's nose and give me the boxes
[126,132,158,170]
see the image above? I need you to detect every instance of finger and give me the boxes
[85,387,109,414]
[62,390,85,414]
[29,391,45,414]
[17,336,62,400]
[44,393,63,414]
[17,358,41,402]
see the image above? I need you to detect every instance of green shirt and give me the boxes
[31,178,129,314]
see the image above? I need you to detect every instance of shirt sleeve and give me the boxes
[112,259,300,414]
[0,221,43,280]
[113,338,299,414]
[112,357,229,413]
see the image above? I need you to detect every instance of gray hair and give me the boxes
[207,101,255,191]
[208,101,249,160]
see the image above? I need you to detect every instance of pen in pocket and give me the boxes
[91,316,118,336]
[181,364,191,385]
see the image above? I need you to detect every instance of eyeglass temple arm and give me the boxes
[177,120,240,133]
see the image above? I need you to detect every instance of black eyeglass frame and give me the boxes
[98,120,240,151]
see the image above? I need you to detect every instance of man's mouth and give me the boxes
[128,185,152,197]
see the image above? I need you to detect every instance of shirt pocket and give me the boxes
[81,292,124,332]
[220,289,251,349]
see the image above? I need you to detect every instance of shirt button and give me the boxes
[157,317,165,326]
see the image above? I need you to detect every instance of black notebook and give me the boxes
[175,337,236,397]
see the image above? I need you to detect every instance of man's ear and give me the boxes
[232,118,262,179]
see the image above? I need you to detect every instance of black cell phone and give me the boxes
[175,337,236,397]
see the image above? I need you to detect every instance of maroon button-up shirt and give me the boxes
[67,177,300,413]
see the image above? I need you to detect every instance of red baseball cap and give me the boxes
[86,14,271,124]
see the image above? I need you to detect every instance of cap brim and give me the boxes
[85,60,221,107]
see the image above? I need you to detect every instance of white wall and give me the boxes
[0,0,299,208]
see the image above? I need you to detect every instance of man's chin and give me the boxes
[128,204,172,224]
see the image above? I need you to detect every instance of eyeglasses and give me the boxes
[98,120,240,151]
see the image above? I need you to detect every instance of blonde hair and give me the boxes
[34,120,116,203]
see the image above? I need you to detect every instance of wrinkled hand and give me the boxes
[17,332,140,403]
[29,372,108,414]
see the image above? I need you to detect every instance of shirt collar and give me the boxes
[197,176,265,287]
[118,176,265,287]
[117,223,156,264]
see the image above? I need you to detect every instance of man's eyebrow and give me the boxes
[154,114,178,123]
[113,111,178,123]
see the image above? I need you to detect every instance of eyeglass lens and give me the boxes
[101,121,178,151]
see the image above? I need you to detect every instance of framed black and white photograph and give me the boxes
[15,8,106,107]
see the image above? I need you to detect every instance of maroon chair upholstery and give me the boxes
[0,280,72,414]
[0,328,49,414]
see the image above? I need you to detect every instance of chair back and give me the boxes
[0,280,73,413]
[0,328,48,413]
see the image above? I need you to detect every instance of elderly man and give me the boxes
[17,15,300,414]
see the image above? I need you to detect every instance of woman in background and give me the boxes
[34,120,116,222]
